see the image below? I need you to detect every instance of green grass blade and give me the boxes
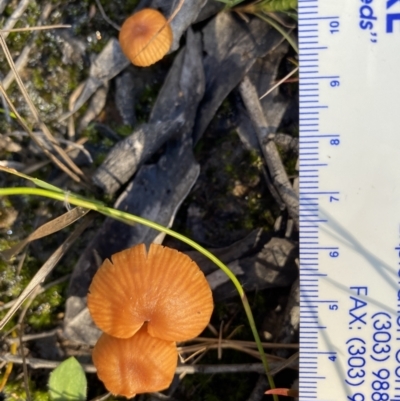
[0,166,65,193]
[256,12,298,53]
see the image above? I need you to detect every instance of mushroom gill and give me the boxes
[87,243,213,342]
[119,8,173,67]
[92,325,177,398]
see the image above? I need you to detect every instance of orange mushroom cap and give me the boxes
[87,243,213,341]
[119,8,173,67]
[92,325,177,398]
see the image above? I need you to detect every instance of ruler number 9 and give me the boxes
[348,394,364,401]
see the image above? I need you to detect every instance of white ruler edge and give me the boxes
[299,1,400,401]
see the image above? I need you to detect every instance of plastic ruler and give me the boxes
[298,1,400,400]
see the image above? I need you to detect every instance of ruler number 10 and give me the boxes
[330,20,339,34]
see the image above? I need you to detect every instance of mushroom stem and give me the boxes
[0,185,277,391]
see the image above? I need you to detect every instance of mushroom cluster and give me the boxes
[88,243,213,398]
[119,9,173,67]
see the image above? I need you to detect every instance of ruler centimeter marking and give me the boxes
[299,1,400,401]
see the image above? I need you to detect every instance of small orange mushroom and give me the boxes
[119,8,173,67]
[87,243,213,341]
[92,325,178,398]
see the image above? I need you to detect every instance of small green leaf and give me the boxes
[48,357,87,401]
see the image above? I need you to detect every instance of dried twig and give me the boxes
[239,75,299,227]
[246,375,269,401]
[6,329,58,344]
[269,352,299,376]
[0,354,298,375]
[179,339,298,362]
[22,138,90,175]
[192,337,299,349]
[0,0,8,15]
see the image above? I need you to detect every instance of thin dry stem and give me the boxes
[3,4,54,90]
[0,24,71,33]
[0,354,297,375]
[0,33,86,181]
[218,321,224,359]
[269,352,299,376]
[0,216,91,330]
[0,83,83,181]
[1,0,31,40]
[18,323,31,401]
[259,66,299,100]
[130,0,186,63]
[94,0,120,31]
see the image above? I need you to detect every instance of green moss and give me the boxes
[135,82,162,122]
[224,163,234,174]
[276,142,298,176]
[32,69,46,90]
[2,378,50,401]
[6,30,31,53]
[27,283,65,329]
[26,1,40,24]
[124,0,140,10]
[88,38,107,54]
[115,124,133,138]
[81,124,98,141]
